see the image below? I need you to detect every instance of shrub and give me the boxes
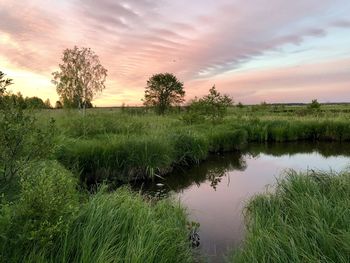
[307,99,321,111]
[0,106,55,185]
[0,161,79,261]
[186,85,233,124]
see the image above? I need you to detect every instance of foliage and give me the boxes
[169,130,209,165]
[55,101,63,109]
[208,128,248,152]
[308,99,321,111]
[0,161,79,261]
[237,102,244,108]
[32,188,192,263]
[0,106,55,184]
[185,85,233,123]
[44,99,52,109]
[143,73,185,115]
[0,71,13,96]
[57,135,174,182]
[230,171,350,262]
[0,92,51,110]
[52,46,107,109]
[33,106,350,183]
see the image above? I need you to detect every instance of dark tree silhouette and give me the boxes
[0,71,13,95]
[143,73,185,114]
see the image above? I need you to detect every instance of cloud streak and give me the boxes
[0,0,349,105]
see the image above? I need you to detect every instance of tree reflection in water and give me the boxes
[132,152,247,196]
[132,142,350,196]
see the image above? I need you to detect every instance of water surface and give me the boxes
[133,143,350,262]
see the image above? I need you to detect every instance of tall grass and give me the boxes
[27,188,193,263]
[229,171,350,263]
[56,135,174,182]
[34,107,350,183]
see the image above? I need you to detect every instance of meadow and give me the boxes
[1,103,350,262]
[39,104,350,184]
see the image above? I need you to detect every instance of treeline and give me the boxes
[0,92,52,109]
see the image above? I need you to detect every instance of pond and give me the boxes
[132,142,350,262]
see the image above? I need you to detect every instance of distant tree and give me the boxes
[237,102,244,108]
[15,92,26,109]
[308,99,321,110]
[55,101,63,109]
[143,73,185,115]
[25,97,46,109]
[52,46,107,112]
[0,71,13,96]
[44,99,52,109]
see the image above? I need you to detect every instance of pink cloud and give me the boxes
[0,0,349,105]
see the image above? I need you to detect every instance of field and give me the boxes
[1,104,350,262]
[35,104,350,184]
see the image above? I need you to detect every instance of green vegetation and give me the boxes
[308,99,321,111]
[0,102,194,262]
[184,85,233,124]
[2,67,350,262]
[143,72,185,115]
[52,46,107,110]
[229,170,350,263]
[35,103,350,183]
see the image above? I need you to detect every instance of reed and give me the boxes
[229,171,350,263]
[27,188,193,263]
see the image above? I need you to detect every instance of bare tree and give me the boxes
[52,46,107,113]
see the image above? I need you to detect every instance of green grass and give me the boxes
[27,188,193,263]
[33,105,350,183]
[0,161,194,263]
[229,171,350,263]
[2,104,350,262]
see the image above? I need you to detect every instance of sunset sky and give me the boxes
[0,0,350,106]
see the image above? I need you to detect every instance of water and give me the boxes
[133,142,350,262]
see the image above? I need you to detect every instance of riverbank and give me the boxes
[2,105,350,262]
[37,106,350,184]
[229,170,350,262]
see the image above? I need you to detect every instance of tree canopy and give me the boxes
[52,46,107,109]
[143,73,185,114]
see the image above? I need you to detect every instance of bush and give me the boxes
[307,99,321,111]
[0,106,55,185]
[0,161,79,261]
[185,86,233,124]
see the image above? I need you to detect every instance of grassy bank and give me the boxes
[229,171,350,263]
[34,105,350,183]
[0,161,193,263]
[2,105,350,262]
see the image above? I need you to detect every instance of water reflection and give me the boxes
[132,142,350,263]
[136,153,246,197]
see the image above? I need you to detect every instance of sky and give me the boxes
[0,0,350,106]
